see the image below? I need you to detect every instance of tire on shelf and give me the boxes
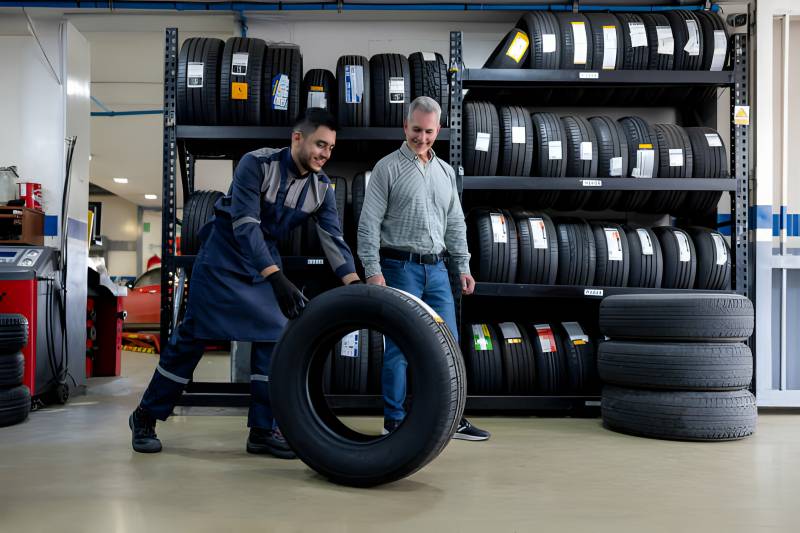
[463,323,505,395]
[599,293,754,342]
[664,10,704,70]
[613,116,658,212]
[679,127,728,215]
[219,37,266,125]
[0,315,28,356]
[498,106,534,177]
[301,69,337,115]
[639,13,675,70]
[408,52,449,126]
[645,123,693,213]
[497,322,536,395]
[512,211,558,285]
[0,352,24,388]
[685,226,731,290]
[622,224,663,288]
[367,330,385,394]
[584,116,628,210]
[526,322,565,394]
[177,37,224,125]
[336,55,371,127]
[591,222,630,287]
[555,218,596,286]
[468,209,517,283]
[529,112,566,208]
[0,384,31,428]
[463,101,500,177]
[696,10,729,71]
[602,386,756,441]
[598,341,752,391]
[515,12,561,69]
[482,29,531,69]
[370,53,411,127]
[180,190,224,256]
[262,45,303,126]
[351,171,371,228]
[652,226,697,289]
[555,13,594,70]
[615,13,650,70]
[557,115,597,211]
[587,13,624,71]
[554,322,599,394]
[331,329,370,394]
[271,284,466,487]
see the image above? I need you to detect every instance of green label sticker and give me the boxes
[472,324,492,351]
[143,222,151,233]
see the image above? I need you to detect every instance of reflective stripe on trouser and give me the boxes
[380,259,459,422]
[248,342,276,429]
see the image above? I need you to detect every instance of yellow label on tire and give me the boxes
[310,85,324,92]
[638,143,653,149]
[506,31,530,63]
[232,82,248,100]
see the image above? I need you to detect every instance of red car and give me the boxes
[121,267,162,353]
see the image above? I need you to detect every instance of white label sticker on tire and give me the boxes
[340,331,359,357]
[529,217,548,249]
[628,22,648,48]
[422,51,437,62]
[542,34,557,54]
[344,65,364,104]
[604,228,623,261]
[684,19,701,56]
[232,53,248,76]
[602,26,618,70]
[490,213,508,243]
[571,21,588,65]
[472,324,493,351]
[271,74,290,111]
[562,321,590,345]
[308,91,327,109]
[705,133,722,147]
[632,149,655,178]
[535,324,557,353]
[475,132,491,152]
[389,77,405,103]
[712,233,728,265]
[499,322,522,341]
[512,126,526,144]
[710,30,728,71]
[187,62,204,88]
[610,156,623,176]
[548,140,563,160]
[656,26,675,55]
[676,231,692,262]
[580,141,593,161]
[637,228,654,255]
[669,148,684,167]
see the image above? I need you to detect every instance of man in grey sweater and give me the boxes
[357,96,489,441]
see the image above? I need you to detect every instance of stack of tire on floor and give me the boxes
[462,104,729,215]
[0,314,31,427]
[598,293,756,441]
[322,330,385,395]
[462,321,600,395]
[468,208,731,290]
[177,38,450,127]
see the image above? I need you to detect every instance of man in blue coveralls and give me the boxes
[129,108,360,458]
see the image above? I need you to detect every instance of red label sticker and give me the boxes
[534,324,557,353]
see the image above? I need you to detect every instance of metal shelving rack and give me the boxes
[446,28,750,412]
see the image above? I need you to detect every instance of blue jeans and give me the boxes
[381,258,459,421]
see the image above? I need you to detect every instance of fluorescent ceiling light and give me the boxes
[144,194,158,200]
[113,177,128,184]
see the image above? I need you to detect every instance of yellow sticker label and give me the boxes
[505,31,530,63]
[602,25,615,29]
[506,338,523,345]
[309,85,324,92]
[638,143,653,149]
[481,324,491,339]
[734,105,750,126]
[573,340,587,346]
[231,82,248,100]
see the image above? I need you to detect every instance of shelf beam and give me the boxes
[461,177,737,191]
[471,282,735,299]
[462,69,733,88]
[176,126,449,141]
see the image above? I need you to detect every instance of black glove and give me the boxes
[268,271,309,319]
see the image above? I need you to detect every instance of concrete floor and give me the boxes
[1,352,799,532]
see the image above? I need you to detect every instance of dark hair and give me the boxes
[293,107,338,135]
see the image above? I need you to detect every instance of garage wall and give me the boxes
[90,193,139,277]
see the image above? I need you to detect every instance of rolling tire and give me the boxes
[555,218,596,286]
[685,227,731,290]
[219,37,266,125]
[557,115,597,211]
[463,101,500,177]
[0,385,30,428]
[516,12,561,69]
[585,116,627,210]
[602,386,756,442]
[512,211,558,285]
[613,116,658,212]
[177,37,224,125]
[301,69,337,115]
[262,45,302,126]
[370,54,411,127]
[463,323,505,395]
[336,55,370,127]
[498,106,534,177]
[271,285,466,487]
[408,52,449,126]
[483,29,530,69]
[591,223,630,287]
[653,226,697,289]
[623,224,663,288]
[599,293,754,342]
[180,190,224,256]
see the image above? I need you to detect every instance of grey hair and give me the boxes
[407,96,441,123]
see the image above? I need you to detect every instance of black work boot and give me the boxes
[129,406,162,453]
[246,427,296,459]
